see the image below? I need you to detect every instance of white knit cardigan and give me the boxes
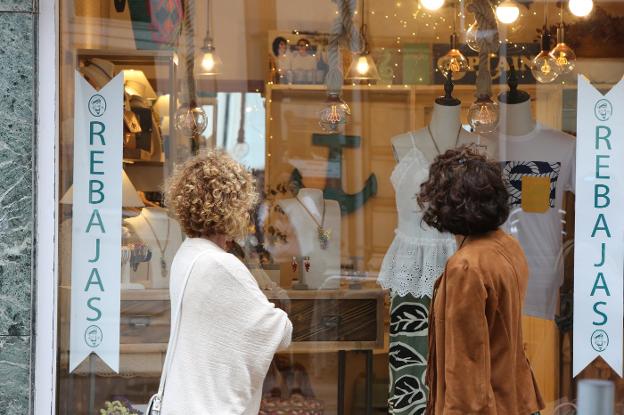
[160,238,293,414]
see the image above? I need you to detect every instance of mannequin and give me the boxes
[391,74,484,162]
[489,66,576,320]
[124,207,184,289]
[497,65,536,137]
[381,74,482,414]
[278,188,340,290]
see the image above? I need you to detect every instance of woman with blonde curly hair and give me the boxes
[157,151,292,414]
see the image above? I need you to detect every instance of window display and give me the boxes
[55,0,624,414]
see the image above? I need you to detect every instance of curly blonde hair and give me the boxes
[165,150,258,239]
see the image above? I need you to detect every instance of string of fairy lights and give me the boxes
[348,0,588,86]
[318,0,591,134]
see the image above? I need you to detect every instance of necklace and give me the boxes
[142,213,171,276]
[426,124,462,155]
[295,196,331,249]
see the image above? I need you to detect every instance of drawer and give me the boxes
[120,300,170,344]
[272,298,378,342]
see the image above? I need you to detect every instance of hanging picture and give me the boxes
[268,31,330,85]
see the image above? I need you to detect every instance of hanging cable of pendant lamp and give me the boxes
[319,0,361,132]
[550,3,576,74]
[174,0,208,144]
[198,0,222,75]
[345,0,380,81]
[437,1,469,80]
[466,0,500,133]
[530,0,560,83]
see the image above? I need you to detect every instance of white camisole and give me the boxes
[377,133,456,298]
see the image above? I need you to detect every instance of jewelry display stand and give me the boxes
[123,207,183,289]
[279,188,341,290]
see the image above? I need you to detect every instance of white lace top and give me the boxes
[377,135,456,298]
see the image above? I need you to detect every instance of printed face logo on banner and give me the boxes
[69,72,124,373]
[573,75,624,377]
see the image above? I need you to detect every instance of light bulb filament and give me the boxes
[328,105,341,123]
[449,59,460,72]
[541,61,551,75]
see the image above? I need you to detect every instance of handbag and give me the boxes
[145,251,205,415]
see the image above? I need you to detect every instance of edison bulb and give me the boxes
[197,43,223,76]
[232,142,250,159]
[319,94,351,133]
[346,54,380,80]
[437,49,469,80]
[420,0,444,11]
[550,43,576,74]
[174,104,208,136]
[202,52,216,72]
[531,51,561,83]
[468,98,499,134]
[496,0,520,24]
[569,0,593,17]
[466,21,480,52]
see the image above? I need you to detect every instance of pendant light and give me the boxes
[176,0,208,141]
[198,0,222,76]
[346,0,380,81]
[437,4,468,81]
[421,0,444,11]
[468,97,499,134]
[496,0,520,24]
[531,3,560,84]
[569,0,593,17]
[550,8,576,74]
[466,0,500,134]
[531,27,560,83]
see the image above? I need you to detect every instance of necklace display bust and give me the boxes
[278,188,340,290]
[124,207,184,289]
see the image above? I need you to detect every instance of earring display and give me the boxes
[304,256,311,273]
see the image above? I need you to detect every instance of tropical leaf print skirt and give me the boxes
[388,294,430,415]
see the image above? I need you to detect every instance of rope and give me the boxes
[326,0,362,94]
[182,0,197,105]
[467,0,499,98]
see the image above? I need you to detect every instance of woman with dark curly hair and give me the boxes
[419,146,544,415]
[156,151,292,414]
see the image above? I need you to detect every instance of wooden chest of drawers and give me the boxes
[268,289,386,352]
[61,288,386,375]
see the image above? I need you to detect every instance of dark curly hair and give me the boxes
[272,36,288,57]
[417,145,509,236]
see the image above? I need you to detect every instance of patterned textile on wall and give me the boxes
[128,0,183,49]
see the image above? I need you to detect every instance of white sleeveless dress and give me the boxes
[377,134,456,298]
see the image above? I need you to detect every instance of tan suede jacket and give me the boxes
[426,229,545,415]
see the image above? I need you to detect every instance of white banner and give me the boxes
[70,72,124,373]
[573,75,624,377]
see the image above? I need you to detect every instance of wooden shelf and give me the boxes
[123,159,164,166]
[121,289,169,301]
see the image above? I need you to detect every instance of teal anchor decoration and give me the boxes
[291,134,377,215]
